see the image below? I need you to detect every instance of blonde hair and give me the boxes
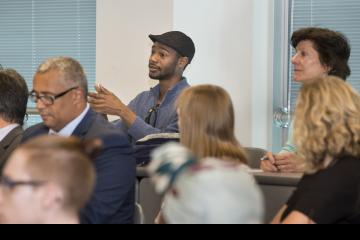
[294,76,360,173]
[176,85,247,164]
[20,136,98,212]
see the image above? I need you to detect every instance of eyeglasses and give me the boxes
[0,175,45,190]
[145,106,159,127]
[29,86,78,106]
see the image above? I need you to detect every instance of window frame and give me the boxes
[272,0,292,151]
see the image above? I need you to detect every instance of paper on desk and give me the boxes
[247,169,264,173]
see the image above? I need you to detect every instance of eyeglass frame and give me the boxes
[0,175,45,190]
[29,86,79,106]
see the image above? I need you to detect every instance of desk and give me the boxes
[252,171,302,186]
[251,171,302,222]
[136,167,302,224]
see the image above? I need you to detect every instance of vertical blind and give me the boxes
[0,0,96,127]
[289,0,360,111]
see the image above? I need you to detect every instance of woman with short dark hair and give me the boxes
[261,27,352,173]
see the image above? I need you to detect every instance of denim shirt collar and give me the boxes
[150,77,189,105]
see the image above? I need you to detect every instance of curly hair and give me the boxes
[294,76,360,173]
[292,27,351,80]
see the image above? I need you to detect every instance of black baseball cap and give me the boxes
[149,31,196,63]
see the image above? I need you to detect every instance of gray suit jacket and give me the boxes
[0,126,23,173]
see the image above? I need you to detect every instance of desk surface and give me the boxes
[251,170,302,187]
[137,167,302,187]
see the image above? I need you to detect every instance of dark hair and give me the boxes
[0,71,29,125]
[1,69,29,92]
[291,27,351,80]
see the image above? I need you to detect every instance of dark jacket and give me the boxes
[22,109,136,224]
[0,126,23,173]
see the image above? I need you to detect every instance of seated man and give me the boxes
[88,31,195,142]
[0,70,28,173]
[0,136,97,224]
[22,57,136,224]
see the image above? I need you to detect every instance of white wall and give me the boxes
[252,0,274,149]
[97,0,273,148]
[96,0,173,105]
[173,0,273,148]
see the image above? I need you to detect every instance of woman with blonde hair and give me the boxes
[273,76,360,224]
[149,85,263,224]
[178,84,248,162]
[0,136,99,224]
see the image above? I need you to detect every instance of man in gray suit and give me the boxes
[0,70,29,172]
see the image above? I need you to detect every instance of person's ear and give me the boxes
[72,88,84,104]
[177,57,189,71]
[40,183,64,210]
[324,64,332,75]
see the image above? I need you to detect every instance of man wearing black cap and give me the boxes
[89,31,195,143]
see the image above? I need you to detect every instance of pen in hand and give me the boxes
[260,155,280,172]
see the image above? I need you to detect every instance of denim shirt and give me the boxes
[114,78,190,141]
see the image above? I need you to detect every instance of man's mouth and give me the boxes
[149,65,160,71]
[40,113,51,120]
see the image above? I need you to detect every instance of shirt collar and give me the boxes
[169,77,189,93]
[150,77,189,99]
[0,124,20,142]
[49,104,90,137]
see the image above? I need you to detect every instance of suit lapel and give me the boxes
[0,126,23,162]
[72,109,97,138]
[33,125,50,137]
[0,140,6,158]
[0,126,23,150]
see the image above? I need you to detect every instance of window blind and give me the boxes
[0,0,96,127]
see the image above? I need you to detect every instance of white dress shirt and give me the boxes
[0,124,20,142]
[49,104,90,137]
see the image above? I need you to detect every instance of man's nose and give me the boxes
[149,54,159,64]
[36,98,46,110]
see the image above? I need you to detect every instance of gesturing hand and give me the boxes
[88,84,125,116]
[88,84,137,127]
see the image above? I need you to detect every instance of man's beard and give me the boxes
[149,66,176,81]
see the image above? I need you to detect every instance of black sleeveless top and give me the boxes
[281,156,360,224]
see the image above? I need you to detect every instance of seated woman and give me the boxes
[261,27,351,173]
[149,85,264,224]
[272,76,360,224]
[0,136,99,224]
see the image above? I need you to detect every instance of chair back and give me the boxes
[134,202,145,224]
[244,147,267,169]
